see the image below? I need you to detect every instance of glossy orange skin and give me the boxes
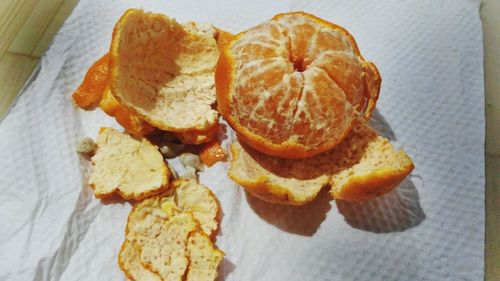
[199,139,228,167]
[72,53,110,109]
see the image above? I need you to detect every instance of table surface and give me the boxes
[0,0,498,279]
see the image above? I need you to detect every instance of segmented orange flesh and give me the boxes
[217,12,382,158]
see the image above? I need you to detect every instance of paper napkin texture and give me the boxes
[0,0,484,280]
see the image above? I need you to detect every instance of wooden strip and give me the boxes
[0,0,38,56]
[482,0,500,280]
[32,0,79,57]
[8,0,65,55]
[482,0,500,156]
[0,52,38,119]
[486,106,500,156]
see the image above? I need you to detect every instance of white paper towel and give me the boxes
[0,0,485,280]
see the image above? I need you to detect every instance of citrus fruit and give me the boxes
[216,12,381,159]
[89,127,170,200]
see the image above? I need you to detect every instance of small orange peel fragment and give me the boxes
[72,53,109,109]
[199,139,227,167]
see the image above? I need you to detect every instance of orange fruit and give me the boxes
[216,12,381,159]
[72,53,110,109]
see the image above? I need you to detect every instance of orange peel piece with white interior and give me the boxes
[89,127,170,200]
[216,12,381,159]
[228,118,413,205]
[119,179,223,281]
[99,86,157,137]
[71,53,156,137]
[109,9,220,137]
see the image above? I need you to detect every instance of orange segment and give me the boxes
[274,15,316,68]
[361,61,381,119]
[309,51,366,111]
[303,29,352,65]
[216,12,381,159]
[72,53,109,109]
[273,12,361,56]
[274,12,381,118]
[290,67,353,148]
[231,21,289,63]
[232,58,301,144]
[199,139,227,167]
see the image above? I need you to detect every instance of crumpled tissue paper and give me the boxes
[0,0,484,280]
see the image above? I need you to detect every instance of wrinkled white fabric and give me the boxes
[0,1,484,280]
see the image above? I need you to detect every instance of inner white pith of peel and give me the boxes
[229,118,413,201]
[113,11,219,132]
[89,128,166,197]
[123,180,222,281]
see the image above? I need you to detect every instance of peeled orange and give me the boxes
[216,12,381,159]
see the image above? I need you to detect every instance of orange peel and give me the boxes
[228,118,413,205]
[72,53,109,109]
[109,9,220,134]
